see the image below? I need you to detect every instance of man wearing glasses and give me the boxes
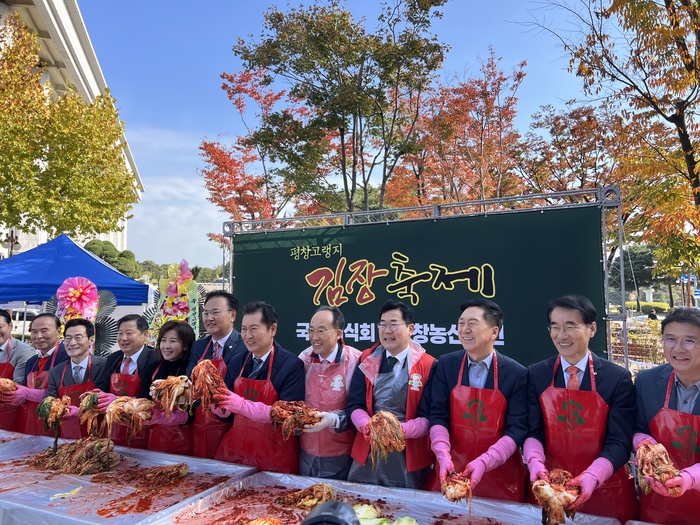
[346,299,437,488]
[297,306,361,480]
[524,295,637,523]
[634,307,700,525]
[187,290,246,458]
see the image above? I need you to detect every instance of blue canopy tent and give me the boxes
[0,234,148,306]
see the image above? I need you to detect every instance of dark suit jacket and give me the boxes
[429,349,528,446]
[186,329,246,377]
[142,356,189,399]
[635,363,700,435]
[47,355,109,397]
[105,346,159,398]
[346,344,438,420]
[527,352,636,471]
[21,344,70,387]
[222,341,305,402]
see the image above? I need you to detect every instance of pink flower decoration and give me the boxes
[57,277,99,322]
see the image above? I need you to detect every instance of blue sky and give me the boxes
[78,0,584,268]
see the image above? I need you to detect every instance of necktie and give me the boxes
[566,365,580,390]
[250,357,264,379]
[213,342,223,360]
[73,364,83,384]
[121,356,132,375]
[387,356,399,373]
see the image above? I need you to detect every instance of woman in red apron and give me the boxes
[424,351,527,501]
[192,339,231,458]
[214,347,300,473]
[533,353,638,523]
[298,336,360,479]
[143,321,194,456]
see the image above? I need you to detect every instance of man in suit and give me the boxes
[427,299,528,501]
[346,299,437,489]
[213,301,305,473]
[634,307,700,525]
[186,290,246,376]
[187,290,246,458]
[524,295,637,523]
[0,309,36,431]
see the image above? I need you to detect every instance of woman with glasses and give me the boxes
[142,320,196,456]
[523,295,638,523]
[634,307,700,525]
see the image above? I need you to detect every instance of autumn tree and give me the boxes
[539,0,700,273]
[386,47,526,207]
[225,0,448,212]
[0,13,138,238]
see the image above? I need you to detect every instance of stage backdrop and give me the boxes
[232,206,605,366]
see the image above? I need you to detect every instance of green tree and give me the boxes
[229,0,448,212]
[84,239,141,279]
[0,14,138,237]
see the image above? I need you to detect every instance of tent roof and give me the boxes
[0,234,148,306]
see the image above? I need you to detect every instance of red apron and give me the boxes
[424,352,527,501]
[147,361,193,456]
[0,340,23,432]
[23,344,59,436]
[193,340,231,458]
[108,356,147,449]
[215,349,299,473]
[536,353,638,523]
[298,347,357,458]
[58,357,97,440]
[350,341,435,472]
[641,371,700,525]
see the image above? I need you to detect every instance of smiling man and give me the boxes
[297,306,361,480]
[213,301,305,473]
[524,295,637,523]
[633,307,700,525]
[0,309,36,431]
[425,299,528,501]
[346,299,437,488]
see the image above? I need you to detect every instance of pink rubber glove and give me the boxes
[401,417,429,439]
[351,409,371,441]
[646,476,672,497]
[211,404,230,418]
[464,436,517,488]
[3,385,28,406]
[213,388,272,424]
[145,409,188,426]
[63,406,79,419]
[430,424,454,482]
[97,392,117,412]
[567,457,614,509]
[664,464,700,496]
[633,432,658,467]
[524,437,549,483]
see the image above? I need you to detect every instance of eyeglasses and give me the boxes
[378,322,407,332]
[308,328,332,337]
[547,323,585,335]
[202,309,232,319]
[662,337,698,351]
[64,335,86,343]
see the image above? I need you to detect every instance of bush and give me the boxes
[625,301,670,314]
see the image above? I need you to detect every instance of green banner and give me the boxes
[232,206,605,365]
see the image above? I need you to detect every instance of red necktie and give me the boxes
[213,342,223,360]
[566,365,580,390]
[121,356,132,375]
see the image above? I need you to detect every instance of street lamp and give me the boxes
[1,230,22,257]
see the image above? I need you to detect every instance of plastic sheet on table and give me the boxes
[143,471,622,525]
[0,429,32,446]
[0,435,256,525]
[624,521,661,525]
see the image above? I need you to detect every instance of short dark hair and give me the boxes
[30,313,61,330]
[314,305,345,330]
[117,314,148,332]
[0,309,10,325]
[156,320,195,362]
[65,318,95,338]
[204,290,239,312]
[461,299,503,330]
[241,301,277,329]
[547,295,597,325]
[378,299,415,324]
[661,307,700,333]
